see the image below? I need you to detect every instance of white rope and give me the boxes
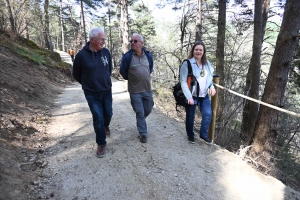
[214,83,300,118]
[151,75,300,118]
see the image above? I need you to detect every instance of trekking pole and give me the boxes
[209,74,220,143]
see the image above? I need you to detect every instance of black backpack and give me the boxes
[173,59,196,111]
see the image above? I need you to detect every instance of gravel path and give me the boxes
[39,78,300,200]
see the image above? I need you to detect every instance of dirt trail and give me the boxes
[35,76,300,200]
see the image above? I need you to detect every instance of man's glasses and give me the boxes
[129,40,142,43]
[95,38,106,42]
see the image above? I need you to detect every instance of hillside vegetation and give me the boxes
[0,32,71,199]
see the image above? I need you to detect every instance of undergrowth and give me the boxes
[0,33,69,70]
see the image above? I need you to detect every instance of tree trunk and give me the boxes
[81,0,87,44]
[77,12,84,47]
[195,0,202,41]
[262,0,270,40]
[215,0,226,124]
[107,4,114,68]
[68,3,76,48]
[120,0,129,54]
[241,0,263,143]
[4,0,15,34]
[251,0,300,155]
[44,0,51,50]
[25,19,29,39]
[60,0,65,51]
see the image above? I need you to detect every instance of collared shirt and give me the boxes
[127,51,152,93]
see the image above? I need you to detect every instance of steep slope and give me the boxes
[0,34,71,199]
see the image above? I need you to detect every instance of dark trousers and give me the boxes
[84,92,113,145]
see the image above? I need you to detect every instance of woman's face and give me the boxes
[193,44,204,61]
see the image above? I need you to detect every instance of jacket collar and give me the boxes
[189,57,197,64]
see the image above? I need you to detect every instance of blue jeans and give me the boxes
[185,95,212,139]
[130,91,154,136]
[84,91,113,146]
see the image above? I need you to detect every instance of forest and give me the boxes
[1,0,300,189]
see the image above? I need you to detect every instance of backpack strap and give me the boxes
[182,59,192,89]
[183,59,192,76]
[182,59,200,98]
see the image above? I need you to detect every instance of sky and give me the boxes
[141,0,283,22]
[138,0,181,22]
[72,0,283,26]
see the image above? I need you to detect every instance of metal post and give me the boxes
[209,74,220,143]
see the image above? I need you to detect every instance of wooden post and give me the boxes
[209,74,220,143]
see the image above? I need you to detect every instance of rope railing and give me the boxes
[151,75,300,118]
[213,83,300,118]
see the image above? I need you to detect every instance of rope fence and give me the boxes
[214,83,300,118]
[151,75,300,118]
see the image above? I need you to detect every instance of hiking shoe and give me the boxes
[96,145,106,158]
[200,136,212,145]
[188,137,195,144]
[105,127,110,135]
[140,135,147,143]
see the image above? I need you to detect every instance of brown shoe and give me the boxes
[105,127,110,135]
[96,145,106,158]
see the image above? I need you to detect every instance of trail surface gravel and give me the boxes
[40,78,300,200]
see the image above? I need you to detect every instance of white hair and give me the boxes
[89,28,104,39]
[132,33,144,42]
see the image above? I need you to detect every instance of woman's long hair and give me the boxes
[188,40,207,66]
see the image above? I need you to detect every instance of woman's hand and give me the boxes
[209,88,216,96]
[187,98,194,105]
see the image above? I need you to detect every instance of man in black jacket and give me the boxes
[73,28,112,158]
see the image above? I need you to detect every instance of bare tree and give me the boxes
[241,0,264,143]
[251,0,300,156]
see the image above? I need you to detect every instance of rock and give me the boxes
[7,119,16,129]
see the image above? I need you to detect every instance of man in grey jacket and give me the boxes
[120,33,154,143]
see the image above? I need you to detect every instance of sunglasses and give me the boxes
[129,40,142,43]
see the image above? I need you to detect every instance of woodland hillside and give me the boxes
[0,32,299,200]
[0,0,300,197]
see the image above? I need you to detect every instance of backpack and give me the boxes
[173,59,196,111]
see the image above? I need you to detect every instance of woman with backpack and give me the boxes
[180,40,216,144]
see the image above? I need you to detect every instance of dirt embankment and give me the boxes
[0,43,71,199]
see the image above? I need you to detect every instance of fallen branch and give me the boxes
[20,162,34,166]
